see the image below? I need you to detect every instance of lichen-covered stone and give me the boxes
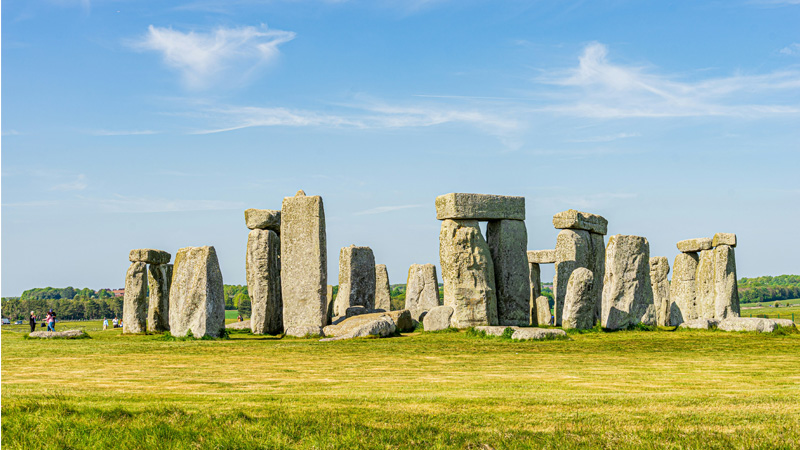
[123,262,147,334]
[247,229,282,335]
[281,191,327,337]
[553,229,590,326]
[374,264,391,312]
[319,317,396,342]
[529,262,541,325]
[129,249,171,265]
[405,263,441,322]
[534,296,552,326]
[323,310,414,336]
[28,329,86,339]
[345,305,369,318]
[676,238,712,253]
[326,285,335,323]
[168,246,225,338]
[439,220,498,327]
[333,245,376,317]
[423,305,454,331]
[562,267,595,330]
[244,208,281,231]
[474,325,517,336]
[714,245,740,319]
[589,232,606,322]
[717,317,790,333]
[552,209,608,235]
[601,235,655,330]
[695,249,716,319]
[527,250,556,264]
[511,328,568,341]
[487,219,530,326]
[649,257,670,326]
[712,233,737,248]
[435,193,525,220]
[147,263,172,333]
[679,318,719,330]
[670,252,700,325]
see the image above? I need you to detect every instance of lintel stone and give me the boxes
[129,248,170,265]
[552,210,608,235]
[245,209,281,231]
[527,249,556,264]
[712,233,737,248]
[435,193,525,221]
[676,238,712,253]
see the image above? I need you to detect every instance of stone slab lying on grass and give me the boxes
[511,328,568,341]
[244,209,281,231]
[676,238,712,253]
[435,193,525,220]
[129,248,171,264]
[225,320,251,330]
[423,305,454,331]
[552,209,608,235]
[319,317,396,342]
[28,330,86,339]
[323,310,414,336]
[678,318,720,330]
[717,317,794,333]
[473,325,519,336]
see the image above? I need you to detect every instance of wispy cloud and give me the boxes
[87,129,160,136]
[50,174,88,191]
[779,43,800,55]
[2,129,22,136]
[353,204,425,215]
[131,24,295,89]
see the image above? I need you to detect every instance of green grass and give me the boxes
[225,309,241,320]
[740,299,800,321]
[2,321,800,449]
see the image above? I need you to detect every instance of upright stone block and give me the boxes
[129,249,171,265]
[552,210,608,235]
[147,263,172,332]
[439,219,498,327]
[589,232,606,322]
[247,229,282,335]
[529,262,541,325]
[649,257,670,327]
[245,208,281,232]
[326,285,335,323]
[281,190,327,337]
[374,264,391,312]
[168,246,225,338]
[562,267,595,330]
[714,245,740,319]
[695,249,716,319]
[670,252,700,325]
[333,245,376,317]
[405,264,440,322]
[487,219,530,326]
[123,261,148,334]
[435,193,525,220]
[601,235,655,330]
[535,296,552,326]
[554,229,590,326]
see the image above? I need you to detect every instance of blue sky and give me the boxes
[2,0,799,297]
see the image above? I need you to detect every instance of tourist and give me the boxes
[237,314,243,322]
[112,317,118,328]
[29,311,36,333]
[46,310,56,332]
[103,318,109,331]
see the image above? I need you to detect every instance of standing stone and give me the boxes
[601,235,655,330]
[487,219,530,326]
[423,305,454,332]
[281,190,327,337]
[562,267,595,330]
[535,296,552,326]
[405,264,441,322]
[649,257,670,327]
[670,252,700,325]
[326,285,335,322]
[589,232,606,322]
[695,249,716,319]
[168,246,225,338]
[714,244,740,319]
[439,219,498,327]
[333,245,376,317]
[147,263,172,333]
[123,262,148,334]
[374,264,391,312]
[554,229,590,326]
[435,193,525,220]
[247,229,282,335]
[529,261,541,325]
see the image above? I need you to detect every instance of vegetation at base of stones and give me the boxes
[157,329,230,341]
[564,321,604,335]
[738,275,800,303]
[426,327,460,333]
[465,326,516,340]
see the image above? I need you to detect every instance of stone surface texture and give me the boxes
[535,296,552,326]
[554,230,604,326]
[326,285,335,323]
[423,305,454,331]
[168,246,225,338]
[527,250,556,264]
[439,219,498,327]
[324,310,414,336]
[552,209,608,235]
[562,267,595,330]
[714,245,740,319]
[676,238,713,253]
[487,219,530,326]
[129,248,171,265]
[147,263,172,333]
[123,262,148,334]
[679,318,719,329]
[319,317,396,342]
[404,263,441,322]
[474,325,518,336]
[695,249,717,319]
[435,193,525,220]
[281,191,327,337]
[601,235,655,330]
[528,262,541,325]
[712,233,737,248]
[333,246,376,317]
[649,257,671,327]
[374,264,391,312]
[669,252,699,325]
[717,317,789,333]
[511,328,568,341]
[589,232,606,321]
[28,330,86,339]
[244,208,281,231]
[247,229,282,335]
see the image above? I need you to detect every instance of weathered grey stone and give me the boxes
[28,329,86,339]
[676,238,713,253]
[487,219,530,326]
[345,305,370,318]
[326,285,335,323]
[773,319,797,329]
[589,232,606,322]
[226,319,251,329]
[244,208,281,231]
[714,245,740,319]
[695,249,716,319]
[281,191,327,337]
[528,262,541,325]
[679,318,719,330]
[123,262,148,334]
[553,229,590,326]
[511,328,568,341]
[669,252,699,325]
[718,317,788,333]
[129,249,171,265]
[319,317,396,342]
[474,325,517,336]
[562,267,595,330]
[374,264,391,312]
[333,245,376,317]
[552,209,608,235]
[712,233,737,248]
[247,229,282,335]
[168,246,225,338]
[404,263,441,322]
[323,310,414,336]
[649,257,670,327]
[423,305,454,331]
[527,250,556,264]
[440,220,498,327]
[147,263,172,333]
[435,193,525,220]
[601,235,655,330]
[535,296,552,327]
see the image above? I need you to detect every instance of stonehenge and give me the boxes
[527,250,555,326]
[124,248,172,334]
[487,220,531,326]
[601,235,655,330]
[423,305,454,331]
[246,225,282,335]
[374,264,391,312]
[649,257,670,327]
[123,261,148,334]
[562,267,595,330]
[334,245,376,317]
[147,263,172,333]
[405,264,441,322]
[169,246,225,338]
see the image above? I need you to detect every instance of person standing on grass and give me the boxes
[29,311,37,333]
[47,310,56,332]
[237,314,243,322]
[112,317,118,328]
[103,318,109,331]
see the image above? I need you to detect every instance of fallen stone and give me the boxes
[712,233,737,248]
[669,252,700,325]
[333,245,376,317]
[601,235,655,330]
[319,317,396,342]
[511,328,568,341]
[435,193,525,220]
[527,250,556,264]
[281,191,327,337]
[534,296,552,327]
[474,325,518,336]
[247,229,282,335]
[423,305,454,331]
[226,320,251,330]
[374,264,392,312]
[147,263,172,333]
[440,219,498,327]
[487,219,530,326]
[28,329,86,339]
[676,238,713,253]
[123,262,148,334]
[649,257,670,327]
[562,267,595,330]
[695,249,716,320]
[129,249,171,265]
[323,310,414,336]
[345,306,370,318]
[168,246,225,338]
[717,317,793,333]
[552,210,608,235]
[714,245,740,319]
[244,208,281,231]
[678,318,719,330]
[773,319,797,329]
[405,263,441,322]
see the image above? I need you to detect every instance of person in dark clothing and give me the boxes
[29,311,36,333]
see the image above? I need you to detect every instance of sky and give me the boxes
[2,0,799,297]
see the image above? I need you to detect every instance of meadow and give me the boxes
[741,298,800,321]
[2,321,799,450]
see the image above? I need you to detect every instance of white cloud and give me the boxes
[354,204,425,215]
[50,174,88,191]
[779,43,800,55]
[88,129,159,136]
[131,24,295,89]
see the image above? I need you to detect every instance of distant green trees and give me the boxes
[738,275,800,304]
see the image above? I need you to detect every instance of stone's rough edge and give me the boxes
[129,248,171,264]
[676,238,713,253]
[713,233,737,248]
[244,208,281,231]
[552,209,608,235]
[527,249,556,264]
[435,193,525,220]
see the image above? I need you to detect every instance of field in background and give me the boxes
[2,322,800,449]
[741,298,800,321]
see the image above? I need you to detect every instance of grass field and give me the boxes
[741,298,800,321]
[2,321,800,450]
